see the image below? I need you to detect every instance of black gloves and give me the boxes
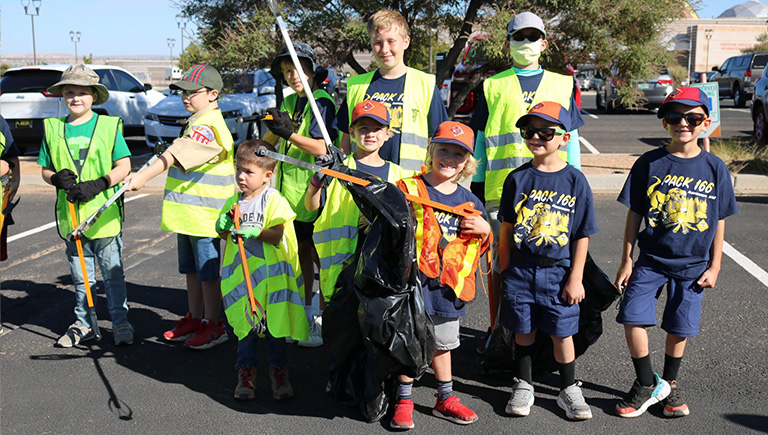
[264,108,294,140]
[312,154,334,187]
[67,176,110,203]
[51,169,77,191]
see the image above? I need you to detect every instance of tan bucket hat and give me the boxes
[47,64,109,105]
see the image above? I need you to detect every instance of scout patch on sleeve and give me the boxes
[189,125,215,144]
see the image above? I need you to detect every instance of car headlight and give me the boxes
[145,112,160,122]
[221,109,243,119]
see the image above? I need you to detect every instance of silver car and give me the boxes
[596,70,675,113]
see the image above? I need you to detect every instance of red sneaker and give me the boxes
[432,395,478,425]
[390,399,415,430]
[163,313,201,342]
[184,320,228,350]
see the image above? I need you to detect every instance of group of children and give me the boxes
[31,7,737,429]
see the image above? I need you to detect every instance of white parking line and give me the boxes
[581,109,599,119]
[721,108,750,114]
[579,136,600,155]
[723,241,768,288]
[8,194,150,243]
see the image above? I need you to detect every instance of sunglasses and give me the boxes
[511,32,543,42]
[520,126,566,141]
[663,112,707,127]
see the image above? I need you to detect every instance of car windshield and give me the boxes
[0,70,62,93]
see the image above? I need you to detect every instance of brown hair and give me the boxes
[367,9,409,40]
[236,140,277,171]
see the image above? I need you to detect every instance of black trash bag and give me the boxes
[323,169,435,422]
[479,253,620,375]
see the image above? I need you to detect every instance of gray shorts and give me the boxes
[432,315,461,351]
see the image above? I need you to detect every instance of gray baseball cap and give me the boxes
[171,64,223,92]
[506,12,547,38]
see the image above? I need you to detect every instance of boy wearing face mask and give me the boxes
[469,11,585,318]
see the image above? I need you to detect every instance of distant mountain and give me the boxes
[1,53,171,67]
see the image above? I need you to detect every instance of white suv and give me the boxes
[0,64,165,152]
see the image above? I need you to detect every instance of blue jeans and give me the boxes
[64,234,128,329]
[177,234,221,282]
[236,330,287,370]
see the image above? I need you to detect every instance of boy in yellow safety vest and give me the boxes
[38,64,133,347]
[216,140,308,402]
[128,64,236,350]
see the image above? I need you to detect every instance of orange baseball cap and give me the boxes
[432,121,474,154]
[351,100,390,125]
[515,101,572,131]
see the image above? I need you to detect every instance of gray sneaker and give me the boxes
[557,381,593,420]
[506,378,535,416]
[113,322,134,346]
[56,321,95,348]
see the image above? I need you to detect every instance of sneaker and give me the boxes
[55,321,95,348]
[163,313,201,342]
[298,316,323,348]
[505,378,535,416]
[113,322,134,346]
[557,381,593,420]
[184,320,228,350]
[234,368,256,401]
[432,394,478,425]
[663,380,690,417]
[616,373,671,418]
[269,367,294,400]
[390,399,415,430]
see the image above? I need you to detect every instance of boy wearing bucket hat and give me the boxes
[497,101,597,420]
[264,42,338,348]
[128,64,236,350]
[614,87,738,418]
[38,64,134,347]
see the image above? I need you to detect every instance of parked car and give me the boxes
[750,64,768,143]
[711,52,768,107]
[691,71,716,83]
[596,69,675,113]
[0,64,165,152]
[576,73,596,91]
[144,68,278,148]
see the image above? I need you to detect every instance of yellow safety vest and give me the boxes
[161,106,235,237]
[219,189,309,341]
[275,89,337,223]
[347,67,435,171]
[313,155,409,302]
[483,69,573,202]
[45,115,124,240]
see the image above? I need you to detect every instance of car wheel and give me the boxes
[754,108,768,144]
[734,85,747,108]
[604,95,616,114]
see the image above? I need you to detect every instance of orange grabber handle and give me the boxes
[263,114,274,121]
[232,204,263,319]
[67,201,96,309]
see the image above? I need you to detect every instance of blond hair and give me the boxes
[424,143,478,184]
[368,9,409,40]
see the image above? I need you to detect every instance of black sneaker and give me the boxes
[663,380,690,417]
[615,373,671,418]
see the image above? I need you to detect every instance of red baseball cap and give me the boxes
[351,100,390,125]
[515,101,572,131]
[432,121,474,154]
[657,86,710,117]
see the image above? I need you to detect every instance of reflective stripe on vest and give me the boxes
[483,70,573,202]
[161,107,235,237]
[347,68,434,171]
[45,115,123,240]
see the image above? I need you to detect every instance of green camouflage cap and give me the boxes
[47,64,109,105]
[171,64,223,92]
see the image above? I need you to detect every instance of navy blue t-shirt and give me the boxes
[617,147,739,279]
[354,160,390,181]
[419,176,487,318]
[333,70,448,164]
[499,163,598,261]
[0,117,21,158]
[292,96,338,141]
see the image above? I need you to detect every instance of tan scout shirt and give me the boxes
[168,102,228,171]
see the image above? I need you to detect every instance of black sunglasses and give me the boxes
[511,32,543,42]
[520,126,565,141]
[664,112,707,127]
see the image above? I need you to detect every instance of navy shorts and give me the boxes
[177,234,221,282]
[616,258,705,337]
[500,263,580,338]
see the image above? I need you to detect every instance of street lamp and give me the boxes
[167,38,175,70]
[20,0,42,65]
[176,13,189,55]
[69,31,81,64]
[705,29,714,72]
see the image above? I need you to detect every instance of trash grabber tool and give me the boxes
[265,0,334,153]
[255,145,483,218]
[232,204,267,334]
[67,200,102,341]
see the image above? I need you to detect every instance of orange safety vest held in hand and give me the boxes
[397,176,490,302]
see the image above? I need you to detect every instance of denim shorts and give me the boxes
[177,234,221,282]
[500,263,580,338]
[616,257,705,337]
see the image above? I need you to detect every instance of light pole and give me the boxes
[686,26,692,85]
[167,38,175,70]
[20,0,42,65]
[705,29,714,72]
[69,31,81,64]
[176,13,188,55]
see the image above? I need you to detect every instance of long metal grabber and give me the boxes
[255,146,482,218]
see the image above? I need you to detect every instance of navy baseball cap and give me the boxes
[516,101,572,131]
[657,87,711,117]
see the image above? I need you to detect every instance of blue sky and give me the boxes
[0,0,751,57]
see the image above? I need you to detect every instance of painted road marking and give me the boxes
[723,241,768,289]
[580,136,600,155]
[721,108,750,114]
[8,194,150,243]
[581,109,599,119]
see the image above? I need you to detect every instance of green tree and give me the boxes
[82,53,93,64]
[742,33,768,54]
